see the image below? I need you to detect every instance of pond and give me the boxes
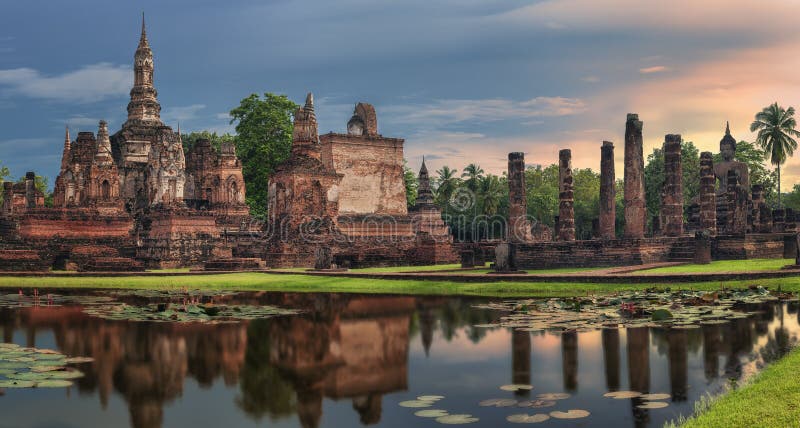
[0,290,797,428]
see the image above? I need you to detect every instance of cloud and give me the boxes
[161,104,206,125]
[0,63,130,103]
[385,97,587,126]
[639,66,669,74]
[581,76,600,83]
[59,116,101,128]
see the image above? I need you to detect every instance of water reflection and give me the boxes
[0,294,797,428]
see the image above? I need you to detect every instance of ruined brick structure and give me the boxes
[599,141,616,239]
[265,96,455,267]
[558,149,575,241]
[0,16,251,271]
[662,134,683,237]
[698,152,716,234]
[507,152,532,243]
[623,114,646,238]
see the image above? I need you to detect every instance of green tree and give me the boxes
[433,166,460,213]
[524,164,559,227]
[229,93,298,219]
[750,103,800,206]
[461,163,484,193]
[0,162,9,184]
[478,174,504,217]
[782,183,800,212]
[572,168,600,239]
[181,130,236,154]
[403,159,418,208]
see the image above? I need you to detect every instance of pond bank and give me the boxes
[678,347,800,428]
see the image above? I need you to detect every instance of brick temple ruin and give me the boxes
[503,115,795,270]
[0,17,456,271]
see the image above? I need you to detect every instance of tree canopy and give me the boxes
[750,103,800,206]
[229,93,298,219]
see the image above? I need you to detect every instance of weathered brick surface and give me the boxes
[508,152,532,242]
[599,141,616,239]
[623,114,646,238]
[558,149,575,241]
[662,134,683,236]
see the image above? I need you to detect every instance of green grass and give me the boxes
[643,258,792,274]
[678,347,800,428]
[351,263,479,272]
[2,272,800,297]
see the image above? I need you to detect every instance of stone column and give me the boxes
[662,134,683,237]
[558,149,575,241]
[751,184,764,232]
[699,152,716,234]
[599,141,616,239]
[2,182,13,216]
[24,171,36,209]
[507,152,532,242]
[624,114,646,238]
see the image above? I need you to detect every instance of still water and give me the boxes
[0,291,797,428]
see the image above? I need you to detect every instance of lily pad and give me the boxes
[399,400,434,408]
[0,379,36,388]
[500,384,533,392]
[640,393,671,400]
[479,398,518,407]
[65,357,94,364]
[536,392,570,400]
[30,366,64,373]
[507,414,550,423]
[417,395,444,401]
[435,414,479,424]
[637,401,669,409]
[6,372,52,381]
[518,400,557,408]
[35,379,73,388]
[415,409,449,418]
[47,370,84,380]
[651,309,673,321]
[603,391,641,399]
[550,409,590,419]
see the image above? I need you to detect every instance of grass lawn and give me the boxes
[643,258,792,274]
[679,347,800,428]
[2,271,800,297]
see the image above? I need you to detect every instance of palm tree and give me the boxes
[750,103,800,206]
[479,174,504,216]
[461,163,485,193]
[434,166,460,211]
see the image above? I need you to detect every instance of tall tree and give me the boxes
[434,166,460,213]
[403,159,418,208]
[750,103,800,206]
[180,130,235,154]
[229,93,298,219]
[0,162,9,184]
[525,164,559,227]
[461,164,484,193]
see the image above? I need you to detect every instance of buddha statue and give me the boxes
[713,122,749,194]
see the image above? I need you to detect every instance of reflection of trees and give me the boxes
[235,318,297,421]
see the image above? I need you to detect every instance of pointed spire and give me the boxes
[139,12,148,46]
[64,125,71,150]
[420,156,428,174]
[60,125,71,171]
[95,120,113,163]
[725,121,730,136]
[304,92,314,112]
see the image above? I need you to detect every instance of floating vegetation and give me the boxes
[0,290,299,324]
[399,400,434,408]
[637,401,670,409]
[603,391,642,399]
[418,395,445,401]
[640,393,671,400]
[517,400,556,408]
[536,393,570,400]
[415,409,449,418]
[435,414,479,424]
[500,384,533,392]
[550,409,591,419]
[479,398,518,407]
[507,413,550,423]
[0,343,89,389]
[82,302,299,323]
[474,287,785,332]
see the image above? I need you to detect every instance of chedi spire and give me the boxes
[60,125,71,171]
[291,92,320,156]
[95,120,113,164]
[126,13,161,123]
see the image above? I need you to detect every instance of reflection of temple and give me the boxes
[262,294,414,427]
[0,293,421,428]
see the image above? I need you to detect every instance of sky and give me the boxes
[2,0,800,190]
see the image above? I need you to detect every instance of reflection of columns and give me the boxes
[353,394,382,425]
[419,307,435,357]
[297,390,323,428]
[702,324,721,381]
[602,328,620,391]
[562,331,578,392]
[667,329,688,401]
[627,327,650,428]
[626,327,650,393]
[512,330,531,397]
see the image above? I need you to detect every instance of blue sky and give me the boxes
[3,0,800,189]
